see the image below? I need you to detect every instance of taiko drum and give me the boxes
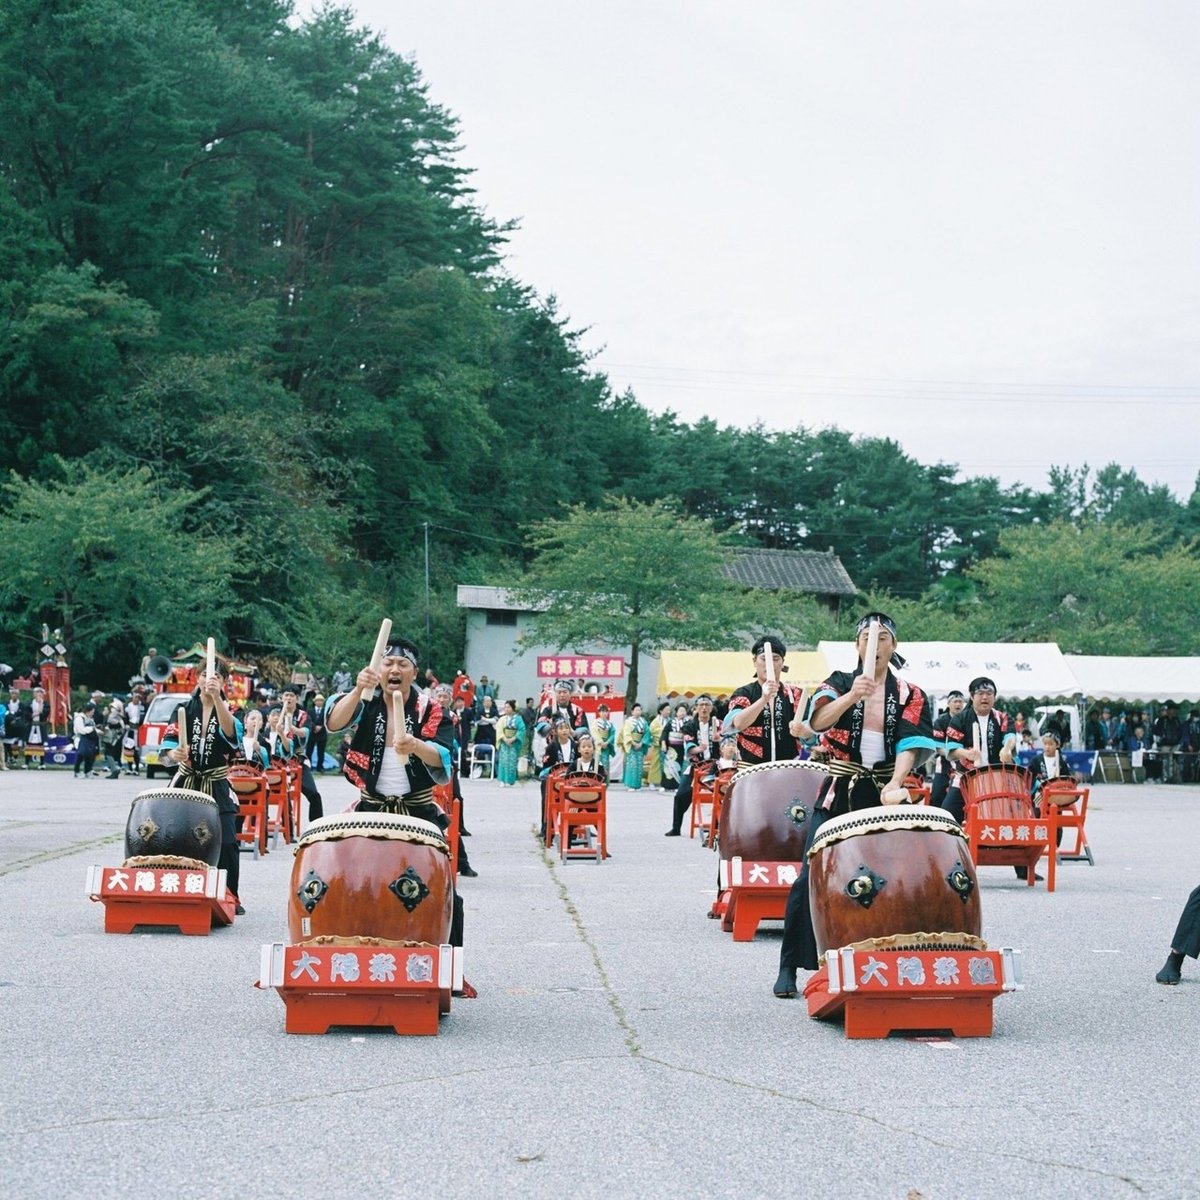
[124,786,222,866]
[718,760,825,862]
[288,812,453,945]
[807,806,981,954]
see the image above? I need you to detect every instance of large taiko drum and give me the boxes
[124,786,222,865]
[287,812,453,945]
[807,806,981,955]
[719,761,826,862]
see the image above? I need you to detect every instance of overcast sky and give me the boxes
[305,1,1200,500]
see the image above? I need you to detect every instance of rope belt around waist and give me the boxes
[825,759,896,787]
[360,788,435,815]
[173,763,230,796]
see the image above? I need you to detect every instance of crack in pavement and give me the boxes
[0,834,122,876]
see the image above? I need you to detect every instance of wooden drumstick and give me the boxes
[176,705,187,756]
[206,636,215,681]
[392,690,410,766]
[862,618,880,679]
[763,639,777,761]
[366,618,392,692]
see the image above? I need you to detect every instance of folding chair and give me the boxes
[468,743,495,779]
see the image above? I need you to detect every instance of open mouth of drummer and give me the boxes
[380,654,416,692]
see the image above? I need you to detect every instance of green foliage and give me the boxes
[965,521,1199,654]
[0,0,1194,687]
[0,461,243,678]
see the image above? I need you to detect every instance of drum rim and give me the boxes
[731,759,827,783]
[297,811,449,852]
[130,786,218,807]
[808,805,965,856]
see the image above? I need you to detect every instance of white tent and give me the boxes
[816,640,1081,700]
[1065,656,1200,704]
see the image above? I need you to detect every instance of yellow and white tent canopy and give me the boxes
[657,649,829,699]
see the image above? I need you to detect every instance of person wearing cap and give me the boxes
[725,635,806,764]
[1155,884,1200,985]
[665,694,722,836]
[325,635,472,948]
[72,701,101,778]
[773,612,938,998]
[305,690,328,771]
[331,662,353,693]
[161,658,246,912]
[930,690,968,809]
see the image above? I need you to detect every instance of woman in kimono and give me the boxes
[495,699,525,787]
[593,703,616,776]
[620,703,652,789]
[645,702,670,787]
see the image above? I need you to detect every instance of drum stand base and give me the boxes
[717,858,800,941]
[258,942,457,1036]
[804,946,1023,1040]
[86,864,235,935]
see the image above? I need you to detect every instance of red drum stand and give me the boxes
[716,856,801,941]
[87,864,236,935]
[804,943,1023,1039]
[257,941,460,1035]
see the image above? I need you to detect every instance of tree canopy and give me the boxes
[1,0,1196,688]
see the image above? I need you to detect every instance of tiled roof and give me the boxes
[721,549,857,596]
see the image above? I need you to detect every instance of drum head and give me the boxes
[298,810,448,853]
[809,804,965,857]
[131,786,217,808]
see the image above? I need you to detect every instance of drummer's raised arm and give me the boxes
[326,666,377,733]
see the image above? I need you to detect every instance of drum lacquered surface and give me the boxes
[808,805,981,954]
[288,812,453,944]
[124,787,222,866]
[719,760,824,862]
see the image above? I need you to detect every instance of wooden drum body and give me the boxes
[124,787,222,865]
[718,761,825,862]
[807,806,981,955]
[287,812,453,945]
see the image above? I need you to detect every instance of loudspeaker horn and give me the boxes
[145,655,174,683]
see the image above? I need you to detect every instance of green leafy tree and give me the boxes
[965,520,1199,654]
[0,461,244,681]
[515,498,791,710]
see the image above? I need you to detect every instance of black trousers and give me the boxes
[300,762,323,821]
[1169,884,1200,958]
[670,770,696,833]
[213,780,240,901]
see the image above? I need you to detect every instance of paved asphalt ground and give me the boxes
[1,765,1197,1200]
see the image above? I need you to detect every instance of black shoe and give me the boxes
[459,865,478,878]
[773,966,798,999]
[460,829,472,837]
[1156,957,1182,985]
[664,829,681,837]
[235,904,246,916]
[1014,867,1045,881]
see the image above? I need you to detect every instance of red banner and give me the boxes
[536,654,625,680]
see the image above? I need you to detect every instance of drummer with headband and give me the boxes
[325,635,467,945]
[773,612,938,998]
[939,675,1017,824]
[725,635,808,764]
[162,657,245,915]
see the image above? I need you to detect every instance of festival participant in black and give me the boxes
[939,676,1017,824]
[537,718,578,840]
[1155,884,1200,984]
[162,660,245,914]
[773,613,937,998]
[279,684,323,822]
[431,682,478,877]
[537,679,589,736]
[725,635,806,764]
[324,635,470,953]
[930,689,967,808]
[665,694,723,836]
[572,732,607,780]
